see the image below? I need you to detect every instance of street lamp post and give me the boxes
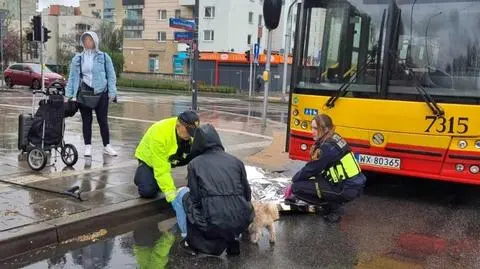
[19,0,23,62]
[191,0,199,111]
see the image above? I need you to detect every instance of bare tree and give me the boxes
[57,33,80,75]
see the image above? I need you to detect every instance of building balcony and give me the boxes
[122,0,144,5]
[123,19,144,30]
[123,18,144,27]
[179,0,195,6]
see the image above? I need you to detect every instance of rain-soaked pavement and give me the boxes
[2,89,480,268]
[6,172,480,269]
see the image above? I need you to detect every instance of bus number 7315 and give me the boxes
[424,116,469,134]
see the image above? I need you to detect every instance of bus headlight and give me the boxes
[294,119,300,126]
[475,140,480,149]
[293,109,299,116]
[458,140,468,149]
[455,164,464,172]
[470,165,479,174]
[300,144,308,151]
[301,121,308,129]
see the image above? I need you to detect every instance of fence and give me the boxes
[121,64,291,93]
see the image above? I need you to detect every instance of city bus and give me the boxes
[286,0,480,184]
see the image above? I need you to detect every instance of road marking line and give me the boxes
[0,103,274,140]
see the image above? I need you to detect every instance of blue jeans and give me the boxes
[171,187,189,238]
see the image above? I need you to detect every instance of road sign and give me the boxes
[254,43,260,59]
[169,18,195,31]
[174,31,194,42]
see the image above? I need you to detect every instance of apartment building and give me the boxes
[196,0,266,53]
[0,0,37,28]
[80,0,124,27]
[80,0,104,19]
[122,0,273,74]
[122,0,193,73]
[42,6,102,65]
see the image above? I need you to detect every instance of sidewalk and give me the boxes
[0,129,276,261]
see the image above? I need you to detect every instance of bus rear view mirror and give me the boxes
[263,0,282,30]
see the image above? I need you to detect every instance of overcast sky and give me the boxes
[38,0,80,10]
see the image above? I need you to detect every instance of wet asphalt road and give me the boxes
[2,88,480,268]
[8,174,480,269]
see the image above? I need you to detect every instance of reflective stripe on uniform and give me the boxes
[315,182,322,199]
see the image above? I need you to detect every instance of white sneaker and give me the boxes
[103,144,118,156]
[84,145,92,157]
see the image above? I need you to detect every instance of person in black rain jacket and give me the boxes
[181,124,254,256]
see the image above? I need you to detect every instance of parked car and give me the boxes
[3,63,65,89]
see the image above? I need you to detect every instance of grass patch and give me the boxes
[117,78,237,94]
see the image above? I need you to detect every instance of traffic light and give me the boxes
[32,15,41,41]
[42,27,51,43]
[245,50,251,62]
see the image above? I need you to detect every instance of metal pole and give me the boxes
[191,0,199,111]
[262,30,273,127]
[248,43,253,97]
[0,15,3,89]
[19,0,23,62]
[282,0,299,102]
[40,12,44,93]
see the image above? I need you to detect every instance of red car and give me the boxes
[3,63,66,89]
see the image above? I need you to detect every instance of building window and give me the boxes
[247,35,252,45]
[249,12,254,24]
[175,9,181,18]
[205,6,215,18]
[157,31,167,42]
[258,15,263,26]
[204,30,214,41]
[124,30,142,39]
[158,9,167,20]
[88,3,96,7]
[126,9,142,20]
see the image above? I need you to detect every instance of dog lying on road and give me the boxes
[248,201,280,244]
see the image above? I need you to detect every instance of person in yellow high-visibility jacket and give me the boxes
[134,110,199,237]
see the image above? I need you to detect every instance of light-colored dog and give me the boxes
[248,201,280,244]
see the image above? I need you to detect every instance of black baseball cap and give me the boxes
[178,110,200,137]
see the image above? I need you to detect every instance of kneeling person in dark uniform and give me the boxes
[286,114,366,223]
[180,124,254,256]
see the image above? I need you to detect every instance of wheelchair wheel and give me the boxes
[27,148,47,171]
[61,144,78,167]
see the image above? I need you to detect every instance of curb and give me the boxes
[0,195,174,261]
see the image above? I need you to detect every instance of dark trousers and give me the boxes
[79,91,110,146]
[134,161,160,198]
[186,221,239,256]
[292,178,348,214]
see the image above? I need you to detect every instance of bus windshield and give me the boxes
[295,0,387,93]
[294,0,480,99]
[390,0,480,98]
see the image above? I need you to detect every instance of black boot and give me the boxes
[226,240,240,256]
[178,239,197,256]
[323,212,341,223]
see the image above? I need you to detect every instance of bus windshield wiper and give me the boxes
[325,50,377,108]
[398,63,445,117]
[326,9,386,109]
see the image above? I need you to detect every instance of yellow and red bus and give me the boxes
[286,0,480,184]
